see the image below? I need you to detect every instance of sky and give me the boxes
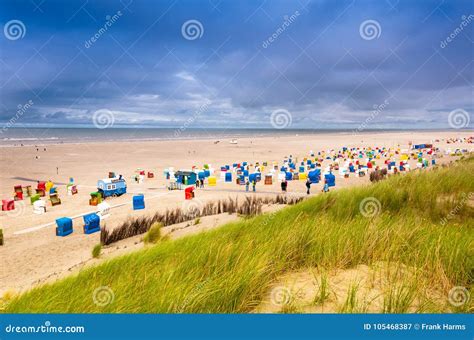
[0,0,473,130]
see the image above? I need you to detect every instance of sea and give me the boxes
[0,127,430,146]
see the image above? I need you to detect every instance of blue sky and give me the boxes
[0,0,473,129]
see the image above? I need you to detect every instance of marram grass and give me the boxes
[3,157,474,313]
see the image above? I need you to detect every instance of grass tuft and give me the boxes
[143,222,162,244]
[313,271,330,306]
[339,283,360,313]
[91,244,102,258]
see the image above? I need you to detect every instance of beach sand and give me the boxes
[0,130,472,295]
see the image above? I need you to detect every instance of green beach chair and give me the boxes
[30,194,40,205]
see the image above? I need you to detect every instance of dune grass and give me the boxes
[91,244,102,259]
[100,195,303,245]
[143,222,162,244]
[3,157,474,313]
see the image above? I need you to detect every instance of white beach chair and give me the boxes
[33,200,46,214]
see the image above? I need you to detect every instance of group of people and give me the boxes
[195,178,205,189]
[193,173,327,195]
[282,178,316,195]
[281,178,315,195]
[241,177,319,195]
[284,178,329,195]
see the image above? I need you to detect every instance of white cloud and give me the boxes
[175,71,196,82]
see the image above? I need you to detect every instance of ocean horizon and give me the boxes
[0,127,466,146]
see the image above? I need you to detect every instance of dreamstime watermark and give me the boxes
[353,99,389,135]
[175,279,209,312]
[440,192,473,226]
[1,100,34,134]
[448,286,470,307]
[359,20,381,40]
[270,109,292,129]
[262,11,300,48]
[181,198,204,219]
[3,19,26,40]
[92,109,115,129]
[92,286,115,306]
[5,200,26,218]
[440,14,474,49]
[448,108,470,129]
[84,11,123,48]
[270,286,292,306]
[181,20,204,40]
[261,209,278,228]
[173,100,212,138]
[359,197,382,218]
[5,321,85,334]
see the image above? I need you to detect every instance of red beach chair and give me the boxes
[36,181,46,197]
[2,199,15,211]
[185,186,195,200]
[14,185,23,200]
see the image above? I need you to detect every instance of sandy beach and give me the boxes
[0,130,472,295]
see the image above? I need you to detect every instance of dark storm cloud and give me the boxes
[0,0,472,129]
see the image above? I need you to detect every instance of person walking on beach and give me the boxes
[306,178,311,195]
[252,180,256,192]
[245,180,249,192]
[281,179,287,193]
[200,179,204,188]
[322,183,329,193]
